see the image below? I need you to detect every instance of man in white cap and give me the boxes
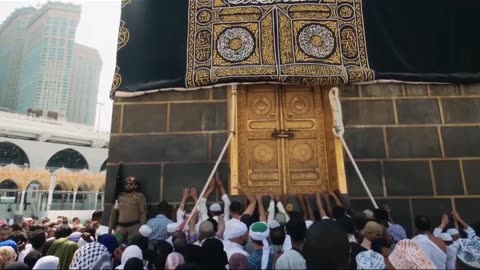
[433,211,478,269]
[434,212,476,240]
[439,233,454,246]
[223,219,249,259]
[139,224,152,238]
[248,222,274,270]
[209,203,222,222]
[456,236,480,269]
[165,223,180,246]
[275,216,306,270]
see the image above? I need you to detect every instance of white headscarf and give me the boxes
[115,245,143,270]
[33,256,59,270]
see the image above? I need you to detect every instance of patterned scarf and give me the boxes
[70,242,110,270]
[0,246,17,266]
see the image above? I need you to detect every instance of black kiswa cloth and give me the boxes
[100,163,124,226]
[114,0,188,94]
[113,0,480,96]
[363,0,480,83]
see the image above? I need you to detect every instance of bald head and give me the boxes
[199,220,215,241]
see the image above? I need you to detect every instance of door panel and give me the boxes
[282,87,329,193]
[237,84,330,194]
[238,85,283,194]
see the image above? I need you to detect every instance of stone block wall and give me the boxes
[341,83,480,235]
[105,87,230,219]
[104,83,480,235]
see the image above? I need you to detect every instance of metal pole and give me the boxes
[184,85,237,227]
[328,87,378,209]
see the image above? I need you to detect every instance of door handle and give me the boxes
[271,129,295,139]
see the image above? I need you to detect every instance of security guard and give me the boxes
[108,176,147,242]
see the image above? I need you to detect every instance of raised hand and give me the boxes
[451,209,469,229]
[215,177,224,189]
[451,210,461,222]
[190,187,198,200]
[182,188,190,201]
[440,213,449,229]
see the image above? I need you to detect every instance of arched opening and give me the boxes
[76,183,95,210]
[0,179,19,218]
[25,181,47,216]
[46,149,89,170]
[0,179,19,200]
[100,160,107,172]
[0,142,30,167]
[51,182,73,210]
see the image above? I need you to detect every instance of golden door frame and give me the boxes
[229,84,347,195]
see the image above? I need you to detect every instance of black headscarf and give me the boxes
[24,250,42,270]
[201,238,227,269]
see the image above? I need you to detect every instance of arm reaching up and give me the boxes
[276,197,290,223]
[190,187,198,203]
[315,193,328,219]
[177,188,190,224]
[297,194,308,220]
[452,210,476,238]
[238,185,257,216]
[329,191,343,207]
[267,194,275,222]
[216,178,231,223]
[305,194,315,221]
[433,214,450,237]
[321,192,333,218]
[257,195,266,222]
[204,179,216,200]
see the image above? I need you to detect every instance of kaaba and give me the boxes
[104,0,480,234]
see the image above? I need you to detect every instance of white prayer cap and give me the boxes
[457,236,480,269]
[439,233,453,242]
[305,220,314,229]
[363,209,374,220]
[167,223,180,233]
[268,220,280,229]
[447,228,460,236]
[139,225,152,237]
[356,250,386,270]
[209,203,221,212]
[225,219,248,240]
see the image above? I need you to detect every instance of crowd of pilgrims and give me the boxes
[0,179,478,270]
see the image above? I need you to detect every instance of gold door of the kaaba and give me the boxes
[231,84,345,194]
